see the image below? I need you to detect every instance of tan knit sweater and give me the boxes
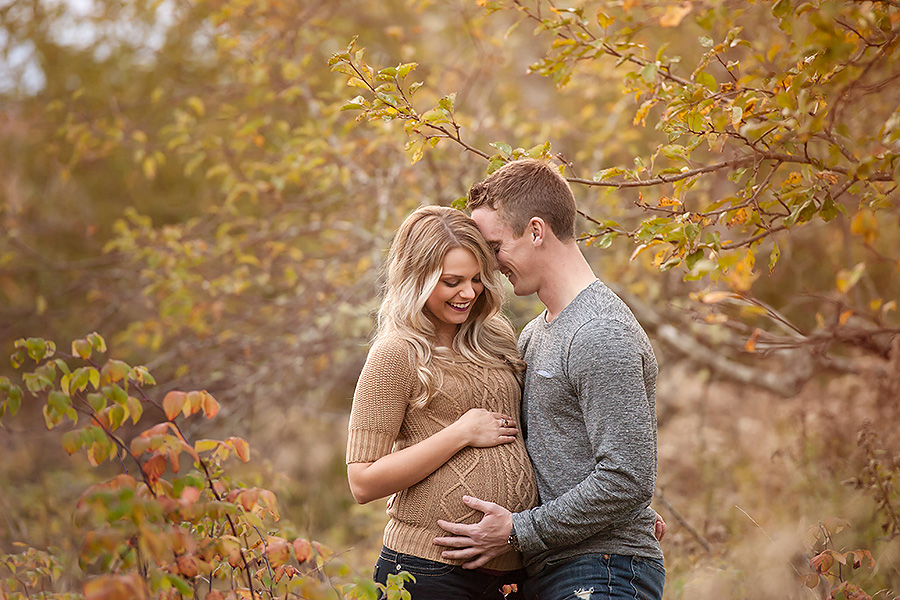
[347,333,539,571]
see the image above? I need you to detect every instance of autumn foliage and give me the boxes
[1,0,899,599]
[0,334,403,600]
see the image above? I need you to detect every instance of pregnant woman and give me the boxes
[347,206,539,599]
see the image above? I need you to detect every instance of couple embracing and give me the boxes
[346,159,666,600]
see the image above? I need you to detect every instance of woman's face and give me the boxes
[424,247,484,341]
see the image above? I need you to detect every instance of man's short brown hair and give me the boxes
[466,159,576,241]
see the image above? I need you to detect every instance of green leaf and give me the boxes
[438,93,455,113]
[490,142,512,156]
[167,574,193,597]
[593,167,625,181]
[54,359,71,376]
[126,396,143,424]
[26,338,47,362]
[396,62,418,78]
[88,393,107,412]
[42,404,62,430]
[772,0,791,18]
[88,368,101,390]
[108,404,127,431]
[72,339,92,360]
[62,430,82,454]
[685,249,705,271]
[641,63,658,84]
[696,72,717,92]
[87,332,105,352]
[11,347,27,369]
[699,36,714,48]
[6,386,21,416]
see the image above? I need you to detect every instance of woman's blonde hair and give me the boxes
[376,206,524,408]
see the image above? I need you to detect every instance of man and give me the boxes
[434,159,665,600]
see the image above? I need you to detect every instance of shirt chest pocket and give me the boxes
[524,364,569,409]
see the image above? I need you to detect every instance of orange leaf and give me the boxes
[293,539,313,564]
[266,536,291,567]
[186,391,203,416]
[176,554,199,578]
[163,391,186,421]
[202,392,220,419]
[83,574,147,600]
[744,328,761,353]
[240,488,258,511]
[141,422,171,438]
[180,486,201,505]
[312,541,333,560]
[229,436,251,463]
[142,453,167,487]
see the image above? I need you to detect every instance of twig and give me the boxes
[656,490,713,554]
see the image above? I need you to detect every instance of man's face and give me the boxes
[471,207,537,297]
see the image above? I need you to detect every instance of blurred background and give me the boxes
[1,0,898,598]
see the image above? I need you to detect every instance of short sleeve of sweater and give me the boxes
[346,336,417,464]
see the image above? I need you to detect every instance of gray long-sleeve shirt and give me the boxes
[511,279,663,575]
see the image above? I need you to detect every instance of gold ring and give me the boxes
[501,419,508,428]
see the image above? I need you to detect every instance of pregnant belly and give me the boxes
[389,443,538,527]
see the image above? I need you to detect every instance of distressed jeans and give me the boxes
[373,546,526,600]
[520,554,665,600]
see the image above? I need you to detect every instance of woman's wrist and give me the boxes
[446,418,474,450]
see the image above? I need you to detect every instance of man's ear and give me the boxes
[528,217,547,247]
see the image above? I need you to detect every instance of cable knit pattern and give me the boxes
[347,333,539,571]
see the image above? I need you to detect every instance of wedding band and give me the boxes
[501,419,508,428]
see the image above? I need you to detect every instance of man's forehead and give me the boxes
[470,207,504,237]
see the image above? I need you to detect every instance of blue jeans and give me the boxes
[520,554,665,600]
[373,546,526,599]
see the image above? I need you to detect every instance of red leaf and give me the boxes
[810,551,834,574]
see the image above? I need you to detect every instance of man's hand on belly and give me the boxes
[434,496,514,569]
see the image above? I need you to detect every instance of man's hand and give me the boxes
[434,495,514,569]
[654,512,667,541]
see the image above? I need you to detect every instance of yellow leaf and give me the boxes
[660,4,692,27]
[187,96,205,117]
[701,290,736,303]
[850,210,878,245]
[194,439,219,453]
[142,157,156,180]
[836,262,865,293]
